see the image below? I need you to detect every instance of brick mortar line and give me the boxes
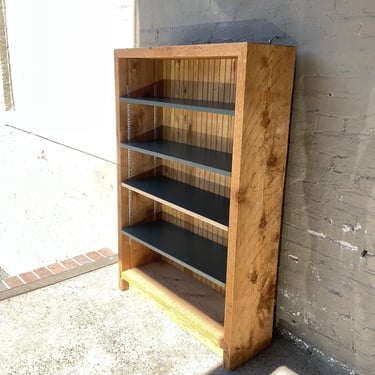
[2,279,10,289]
[70,257,83,266]
[45,262,71,275]
[18,272,41,284]
[56,262,69,271]
[17,275,26,285]
[0,253,118,301]
[2,251,114,282]
[45,266,56,275]
[74,254,94,262]
[30,270,41,279]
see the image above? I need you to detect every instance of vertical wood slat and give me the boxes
[157,57,233,294]
[160,57,234,241]
[115,57,129,290]
[119,59,162,276]
[223,44,296,369]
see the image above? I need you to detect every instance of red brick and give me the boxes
[33,267,53,279]
[4,276,24,288]
[73,255,92,265]
[97,248,115,257]
[19,271,39,283]
[86,251,104,261]
[61,258,79,270]
[47,263,66,274]
[0,280,9,291]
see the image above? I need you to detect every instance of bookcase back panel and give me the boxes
[162,256,226,295]
[157,57,235,249]
[159,58,237,103]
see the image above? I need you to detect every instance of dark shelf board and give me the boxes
[119,96,235,115]
[123,176,229,230]
[121,140,231,176]
[122,220,227,286]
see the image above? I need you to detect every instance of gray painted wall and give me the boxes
[135,1,375,374]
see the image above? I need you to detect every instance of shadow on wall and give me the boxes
[135,17,297,47]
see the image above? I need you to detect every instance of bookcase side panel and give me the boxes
[224,44,295,369]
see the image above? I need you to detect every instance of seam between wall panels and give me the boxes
[4,124,116,165]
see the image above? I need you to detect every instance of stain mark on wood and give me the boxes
[259,213,267,229]
[262,110,271,128]
[267,153,278,168]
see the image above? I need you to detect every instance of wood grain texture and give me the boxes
[156,55,235,294]
[122,176,230,230]
[159,56,235,261]
[223,44,295,369]
[115,42,245,59]
[115,56,130,290]
[122,261,225,354]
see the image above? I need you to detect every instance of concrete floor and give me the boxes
[0,265,345,375]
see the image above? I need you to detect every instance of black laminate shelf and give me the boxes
[119,96,235,115]
[123,176,229,229]
[122,220,227,286]
[121,140,231,176]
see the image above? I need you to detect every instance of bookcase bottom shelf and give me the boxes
[121,261,225,353]
[122,220,227,286]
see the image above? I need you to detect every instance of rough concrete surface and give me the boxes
[0,124,117,276]
[0,265,345,375]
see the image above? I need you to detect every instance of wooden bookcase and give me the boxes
[114,42,295,370]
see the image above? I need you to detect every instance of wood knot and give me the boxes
[248,271,258,284]
[267,153,278,168]
[235,189,246,203]
[261,56,270,67]
[259,213,267,229]
[262,110,271,128]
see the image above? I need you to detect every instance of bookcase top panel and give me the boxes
[114,42,294,60]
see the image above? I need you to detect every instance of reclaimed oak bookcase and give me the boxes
[115,42,295,369]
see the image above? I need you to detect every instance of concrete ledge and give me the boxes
[0,249,118,301]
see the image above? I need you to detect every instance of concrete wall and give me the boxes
[135,1,375,374]
[0,0,134,274]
